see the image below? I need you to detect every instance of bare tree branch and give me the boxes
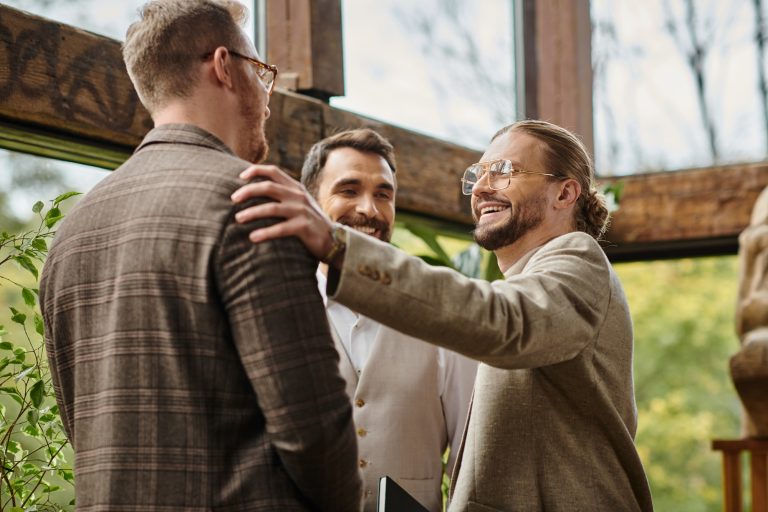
[753,0,768,152]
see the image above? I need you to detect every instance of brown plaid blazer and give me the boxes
[40,125,362,512]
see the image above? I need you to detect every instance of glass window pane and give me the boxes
[0,149,108,232]
[5,0,256,44]
[331,0,516,150]
[592,0,765,175]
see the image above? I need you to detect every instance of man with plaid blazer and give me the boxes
[39,1,362,510]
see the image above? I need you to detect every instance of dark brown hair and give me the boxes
[301,129,397,196]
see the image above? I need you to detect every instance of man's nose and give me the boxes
[472,171,492,196]
[264,105,271,119]
[355,195,378,217]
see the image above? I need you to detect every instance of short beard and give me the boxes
[249,135,268,164]
[238,75,269,163]
[472,193,547,251]
[242,102,269,163]
[337,213,392,242]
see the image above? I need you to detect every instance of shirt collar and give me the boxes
[315,267,330,307]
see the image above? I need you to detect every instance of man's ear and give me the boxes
[554,178,581,210]
[211,47,235,89]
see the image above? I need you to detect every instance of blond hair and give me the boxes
[123,0,248,113]
[492,120,610,240]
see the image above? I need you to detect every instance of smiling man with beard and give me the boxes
[230,119,654,511]
[297,129,476,512]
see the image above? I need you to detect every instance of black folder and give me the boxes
[377,476,429,512]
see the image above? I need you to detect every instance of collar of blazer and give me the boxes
[136,124,236,157]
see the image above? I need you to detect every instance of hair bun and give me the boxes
[579,188,610,240]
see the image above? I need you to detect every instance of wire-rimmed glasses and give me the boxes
[460,159,562,195]
[228,50,278,95]
[203,49,278,95]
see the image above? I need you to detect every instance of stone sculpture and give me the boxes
[731,186,768,438]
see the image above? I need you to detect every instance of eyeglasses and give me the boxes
[229,50,278,95]
[460,159,562,195]
[203,49,278,95]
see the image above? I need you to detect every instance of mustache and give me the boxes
[472,195,512,218]
[336,214,390,233]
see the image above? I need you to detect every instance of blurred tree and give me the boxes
[753,0,768,152]
[393,0,516,146]
[0,153,71,232]
[616,256,740,512]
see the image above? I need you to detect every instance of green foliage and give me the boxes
[616,257,740,512]
[0,194,79,511]
[397,222,503,280]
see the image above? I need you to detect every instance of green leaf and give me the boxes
[6,439,20,454]
[32,201,44,213]
[483,252,504,281]
[53,191,81,205]
[31,238,47,252]
[602,182,624,213]
[10,307,26,325]
[0,342,13,350]
[21,462,39,476]
[13,347,26,363]
[33,314,44,336]
[12,255,38,280]
[21,288,35,307]
[30,380,45,407]
[416,254,452,267]
[403,222,454,267]
[27,409,39,427]
[44,207,62,228]
[22,423,40,437]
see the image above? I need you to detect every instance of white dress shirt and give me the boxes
[317,269,476,472]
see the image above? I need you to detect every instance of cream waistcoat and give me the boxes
[331,320,447,512]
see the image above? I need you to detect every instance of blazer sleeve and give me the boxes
[214,202,362,512]
[328,230,611,370]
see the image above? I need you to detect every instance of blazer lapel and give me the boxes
[327,313,359,388]
[449,388,474,498]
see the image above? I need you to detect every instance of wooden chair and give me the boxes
[712,439,768,512]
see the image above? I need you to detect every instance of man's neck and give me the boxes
[493,226,574,273]
[153,101,241,156]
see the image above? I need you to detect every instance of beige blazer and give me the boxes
[328,230,653,512]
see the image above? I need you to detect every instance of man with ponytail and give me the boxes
[231,120,653,511]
